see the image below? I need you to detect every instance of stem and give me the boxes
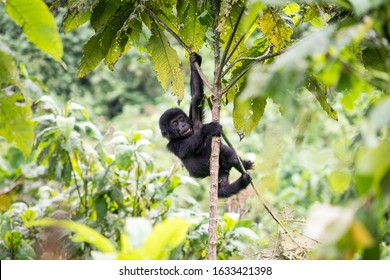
[146,8,191,53]
[223,33,246,71]
[217,3,246,81]
[221,48,286,96]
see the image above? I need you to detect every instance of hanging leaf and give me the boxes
[307,78,338,121]
[105,17,142,70]
[77,4,132,77]
[257,10,292,50]
[90,0,122,31]
[233,96,267,138]
[5,0,63,61]
[177,0,207,50]
[147,24,184,102]
[62,0,93,33]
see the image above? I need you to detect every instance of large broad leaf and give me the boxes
[5,0,63,61]
[257,10,292,51]
[77,4,133,77]
[233,95,267,138]
[177,0,207,50]
[0,92,35,159]
[147,24,184,102]
[63,0,94,33]
[90,0,121,31]
[142,218,190,259]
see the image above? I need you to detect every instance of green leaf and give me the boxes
[0,47,19,86]
[90,0,121,31]
[105,16,142,70]
[27,218,117,253]
[5,231,23,249]
[147,24,184,102]
[95,195,108,222]
[307,78,338,121]
[77,4,132,77]
[223,213,239,233]
[62,0,94,33]
[177,0,206,50]
[142,218,190,259]
[5,0,63,61]
[233,96,267,137]
[0,92,35,159]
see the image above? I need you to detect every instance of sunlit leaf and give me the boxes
[283,2,300,15]
[6,0,63,61]
[257,10,292,50]
[142,218,190,259]
[147,24,184,102]
[223,213,239,233]
[177,0,206,50]
[62,0,94,33]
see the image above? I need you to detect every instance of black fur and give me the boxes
[159,53,253,198]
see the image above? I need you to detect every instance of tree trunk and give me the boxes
[207,0,221,260]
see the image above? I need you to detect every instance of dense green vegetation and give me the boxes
[0,0,389,260]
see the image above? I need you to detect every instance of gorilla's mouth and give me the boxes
[183,128,193,136]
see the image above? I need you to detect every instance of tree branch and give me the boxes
[146,8,190,53]
[223,33,246,70]
[217,3,246,82]
[221,48,286,96]
[222,44,272,77]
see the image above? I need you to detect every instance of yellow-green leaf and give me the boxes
[147,24,184,102]
[5,0,63,61]
[142,218,190,259]
[257,10,292,50]
[0,92,35,159]
[327,169,351,194]
[283,2,300,15]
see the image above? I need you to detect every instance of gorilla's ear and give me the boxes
[161,130,169,139]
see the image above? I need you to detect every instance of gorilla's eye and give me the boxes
[172,120,178,127]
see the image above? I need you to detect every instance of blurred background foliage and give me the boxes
[0,0,389,260]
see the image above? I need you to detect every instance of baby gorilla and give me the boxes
[159,53,253,198]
